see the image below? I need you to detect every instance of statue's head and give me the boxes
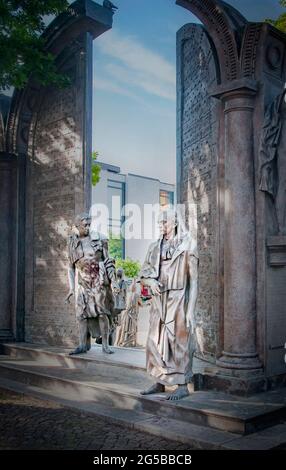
[75,213,91,238]
[158,208,177,238]
[116,267,124,279]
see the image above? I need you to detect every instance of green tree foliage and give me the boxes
[108,233,141,278]
[0,0,70,91]
[92,151,101,186]
[115,258,141,279]
[108,234,123,260]
[265,0,286,33]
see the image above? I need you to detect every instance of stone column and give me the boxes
[212,79,262,370]
[0,156,16,341]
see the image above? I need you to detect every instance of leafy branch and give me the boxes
[265,0,286,33]
[0,0,70,91]
[92,151,101,186]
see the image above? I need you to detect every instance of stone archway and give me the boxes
[1,0,286,394]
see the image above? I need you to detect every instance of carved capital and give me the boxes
[209,78,258,100]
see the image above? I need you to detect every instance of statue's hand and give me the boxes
[111,280,120,295]
[149,280,162,296]
[65,290,74,304]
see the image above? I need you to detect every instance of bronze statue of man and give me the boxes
[65,213,119,355]
[139,208,199,401]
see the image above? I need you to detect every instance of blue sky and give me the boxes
[93,0,283,184]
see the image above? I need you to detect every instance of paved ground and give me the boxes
[0,388,192,450]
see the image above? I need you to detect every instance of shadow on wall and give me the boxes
[24,76,86,347]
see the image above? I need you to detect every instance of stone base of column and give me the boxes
[193,353,266,396]
[195,368,286,396]
[194,365,266,396]
[216,351,262,370]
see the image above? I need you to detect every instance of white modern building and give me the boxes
[91,162,175,264]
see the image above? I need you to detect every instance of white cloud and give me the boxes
[94,77,139,100]
[95,29,176,101]
[105,63,175,101]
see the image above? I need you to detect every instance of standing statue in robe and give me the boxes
[139,208,199,401]
[115,279,142,348]
[259,87,286,234]
[65,213,119,355]
[113,268,128,315]
[109,268,128,345]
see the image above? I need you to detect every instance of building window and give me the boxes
[107,180,125,259]
[160,190,174,207]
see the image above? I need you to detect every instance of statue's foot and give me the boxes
[69,346,87,356]
[140,383,165,395]
[102,345,114,354]
[166,385,189,401]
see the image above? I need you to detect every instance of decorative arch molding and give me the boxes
[240,23,263,79]
[176,0,248,82]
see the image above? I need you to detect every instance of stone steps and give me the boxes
[0,343,286,445]
[1,374,285,450]
[0,342,147,371]
[0,376,240,450]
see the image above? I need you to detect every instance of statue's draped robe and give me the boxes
[140,233,198,386]
[115,287,141,347]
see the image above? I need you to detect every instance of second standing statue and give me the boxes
[140,208,199,401]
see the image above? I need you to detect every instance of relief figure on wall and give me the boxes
[259,87,286,234]
[139,208,199,401]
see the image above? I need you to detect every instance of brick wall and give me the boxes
[24,42,92,347]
